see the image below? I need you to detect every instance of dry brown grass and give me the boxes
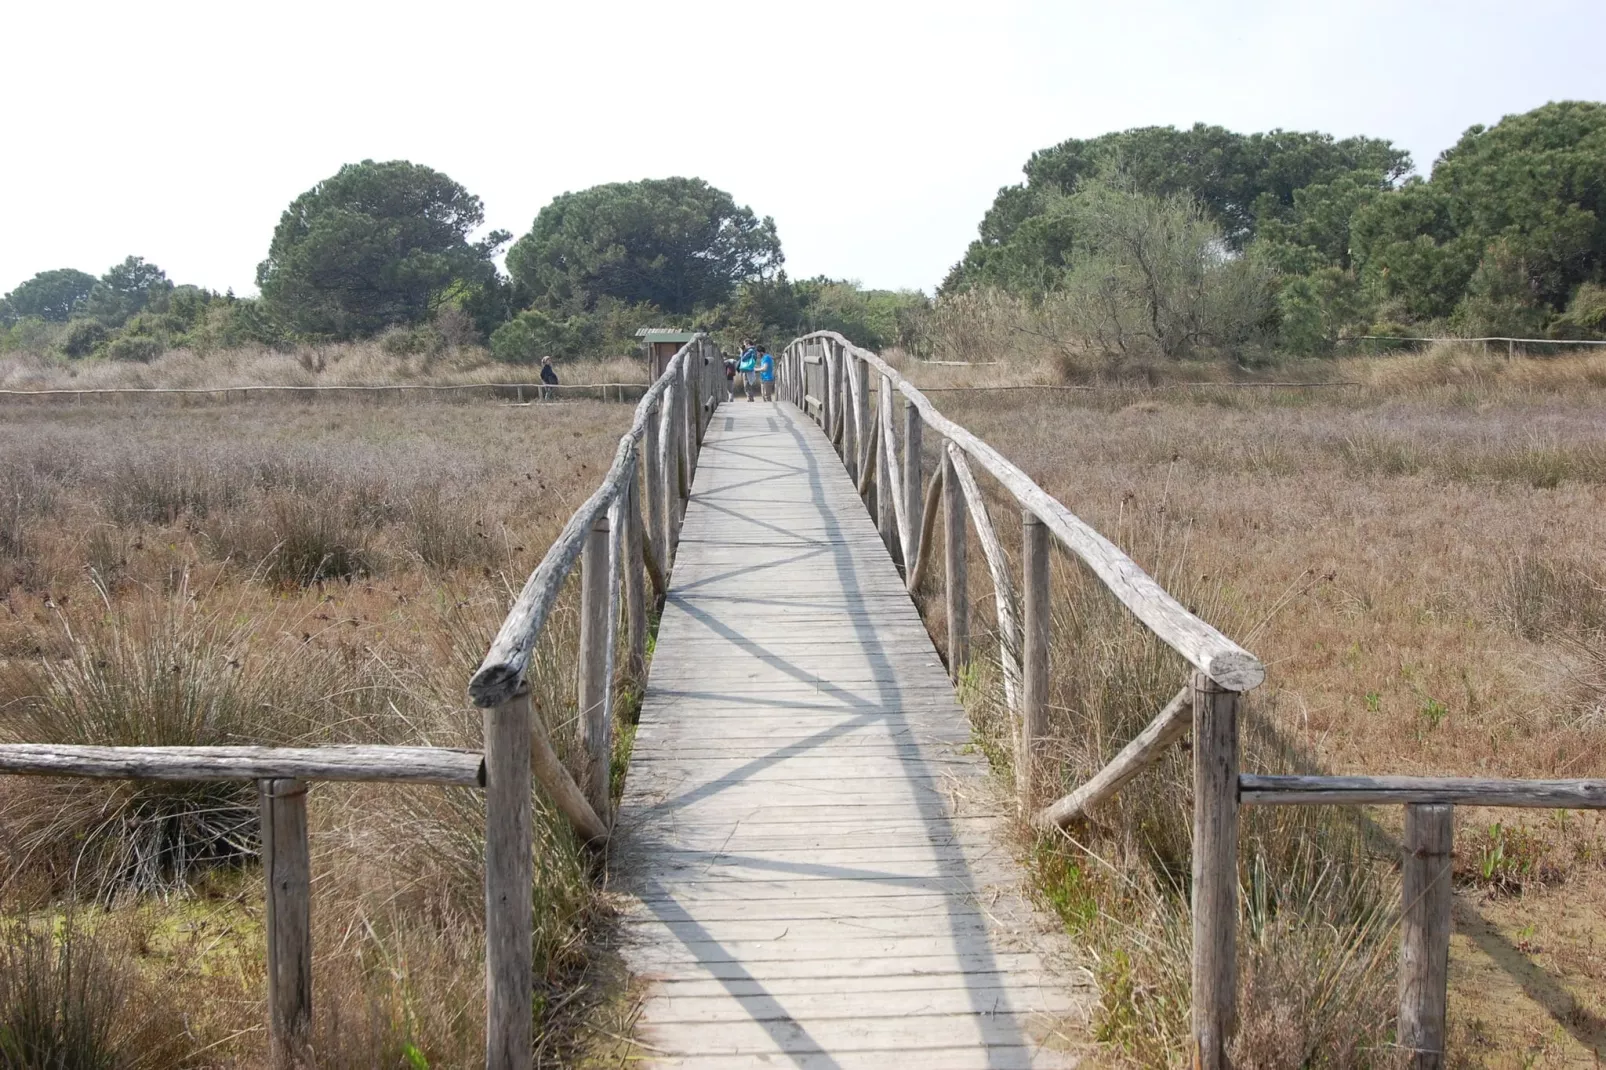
[0,340,647,392]
[0,396,638,1066]
[907,359,1606,1065]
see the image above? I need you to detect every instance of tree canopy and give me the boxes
[2,268,98,323]
[506,177,782,316]
[256,159,508,338]
[947,123,1409,294]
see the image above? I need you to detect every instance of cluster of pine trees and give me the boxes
[4,102,1601,365]
[944,101,1606,358]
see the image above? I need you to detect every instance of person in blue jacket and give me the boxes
[737,342,758,401]
[757,344,776,402]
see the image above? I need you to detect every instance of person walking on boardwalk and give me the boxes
[757,344,776,402]
[539,355,558,401]
[737,342,758,401]
[723,351,737,402]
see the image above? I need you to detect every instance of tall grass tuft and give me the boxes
[0,916,193,1068]
[0,591,327,898]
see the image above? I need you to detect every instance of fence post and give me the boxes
[942,445,968,681]
[854,357,871,485]
[624,474,648,683]
[680,352,695,485]
[903,397,923,567]
[842,348,859,483]
[1400,803,1453,1069]
[644,405,664,579]
[483,688,533,1070]
[1191,671,1240,1070]
[876,382,899,564]
[260,778,312,1070]
[1020,513,1049,809]
[579,513,612,824]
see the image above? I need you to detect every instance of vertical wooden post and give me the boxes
[942,445,968,682]
[624,475,648,683]
[680,352,696,483]
[854,357,871,481]
[821,345,834,434]
[1400,803,1453,1069]
[578,514,612,824]
[1191,672,1240,1070]
[261,778,312,1070]
[842,349,859,483]
[1020,514,1049,808]
[483,688,533,1070]
[876,383,898,564]
[644,406,664,577]
[903,397,922,567]
[1507,337,1515,361]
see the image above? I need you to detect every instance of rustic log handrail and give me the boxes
[778,330,1595,1067]
[785,330,1264,694]
[0,743,484,785]
[780,330,1260,1068]
[1240,774,1606,808]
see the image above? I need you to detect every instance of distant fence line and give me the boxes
[0,382,648,402]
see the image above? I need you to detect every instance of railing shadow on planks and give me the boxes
[776,329,1606,1070]
[0,336,725,1070]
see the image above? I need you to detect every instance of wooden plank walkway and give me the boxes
[613,399,1089,1068]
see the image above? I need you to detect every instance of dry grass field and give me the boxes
[0,395,634,1067]
[900,345,1606,1066]
[0,342,647,392]
[2,340,1602,1068]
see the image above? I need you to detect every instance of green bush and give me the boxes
[59,319,110,358]
[105,332,165,363]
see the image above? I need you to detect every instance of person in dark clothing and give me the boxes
[540,355,558,401]
[723,352,737,401]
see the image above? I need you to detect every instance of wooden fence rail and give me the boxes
[0,743,484,1069]
[781,330,1603,1068]
[0,338,721,1070]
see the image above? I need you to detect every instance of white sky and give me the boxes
[3,0,1603,299]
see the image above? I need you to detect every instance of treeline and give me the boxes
[0,165,924,365]
[944,101,1606,359]
[6,101,1602,367]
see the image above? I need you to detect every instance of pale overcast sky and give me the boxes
[3,0,1603,298]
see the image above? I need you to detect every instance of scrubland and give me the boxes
[0,341,646,393]
[3,337,1604,1068]
[0,397,632,1066]
[899,342,1606,1066]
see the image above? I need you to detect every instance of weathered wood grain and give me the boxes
[1191,673,1239,1070]
[905,462,944,594]
[0,744,484,785]
[1033,685,1190,829]
[260,778,312,1070]
[1020,513,1050,808]
[483,691,534,1070]
[947,444,1021,712]
[1240,775,1606,807]
[1399,803,1452,1069]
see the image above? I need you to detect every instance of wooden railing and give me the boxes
[466,334,723,1067]
[0,337,722,1070]
[0,745,484,1069]
[780,331,1606,1069]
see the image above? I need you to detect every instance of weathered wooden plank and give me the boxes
[0,744,484,786]
[1400,803,1452,1069]
[1034,685,1190,828]
[614,399,1081,1068]
[1240,774,1606,807]
[260,778,312,1070]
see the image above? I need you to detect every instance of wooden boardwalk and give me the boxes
[614,400,1086,1069]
